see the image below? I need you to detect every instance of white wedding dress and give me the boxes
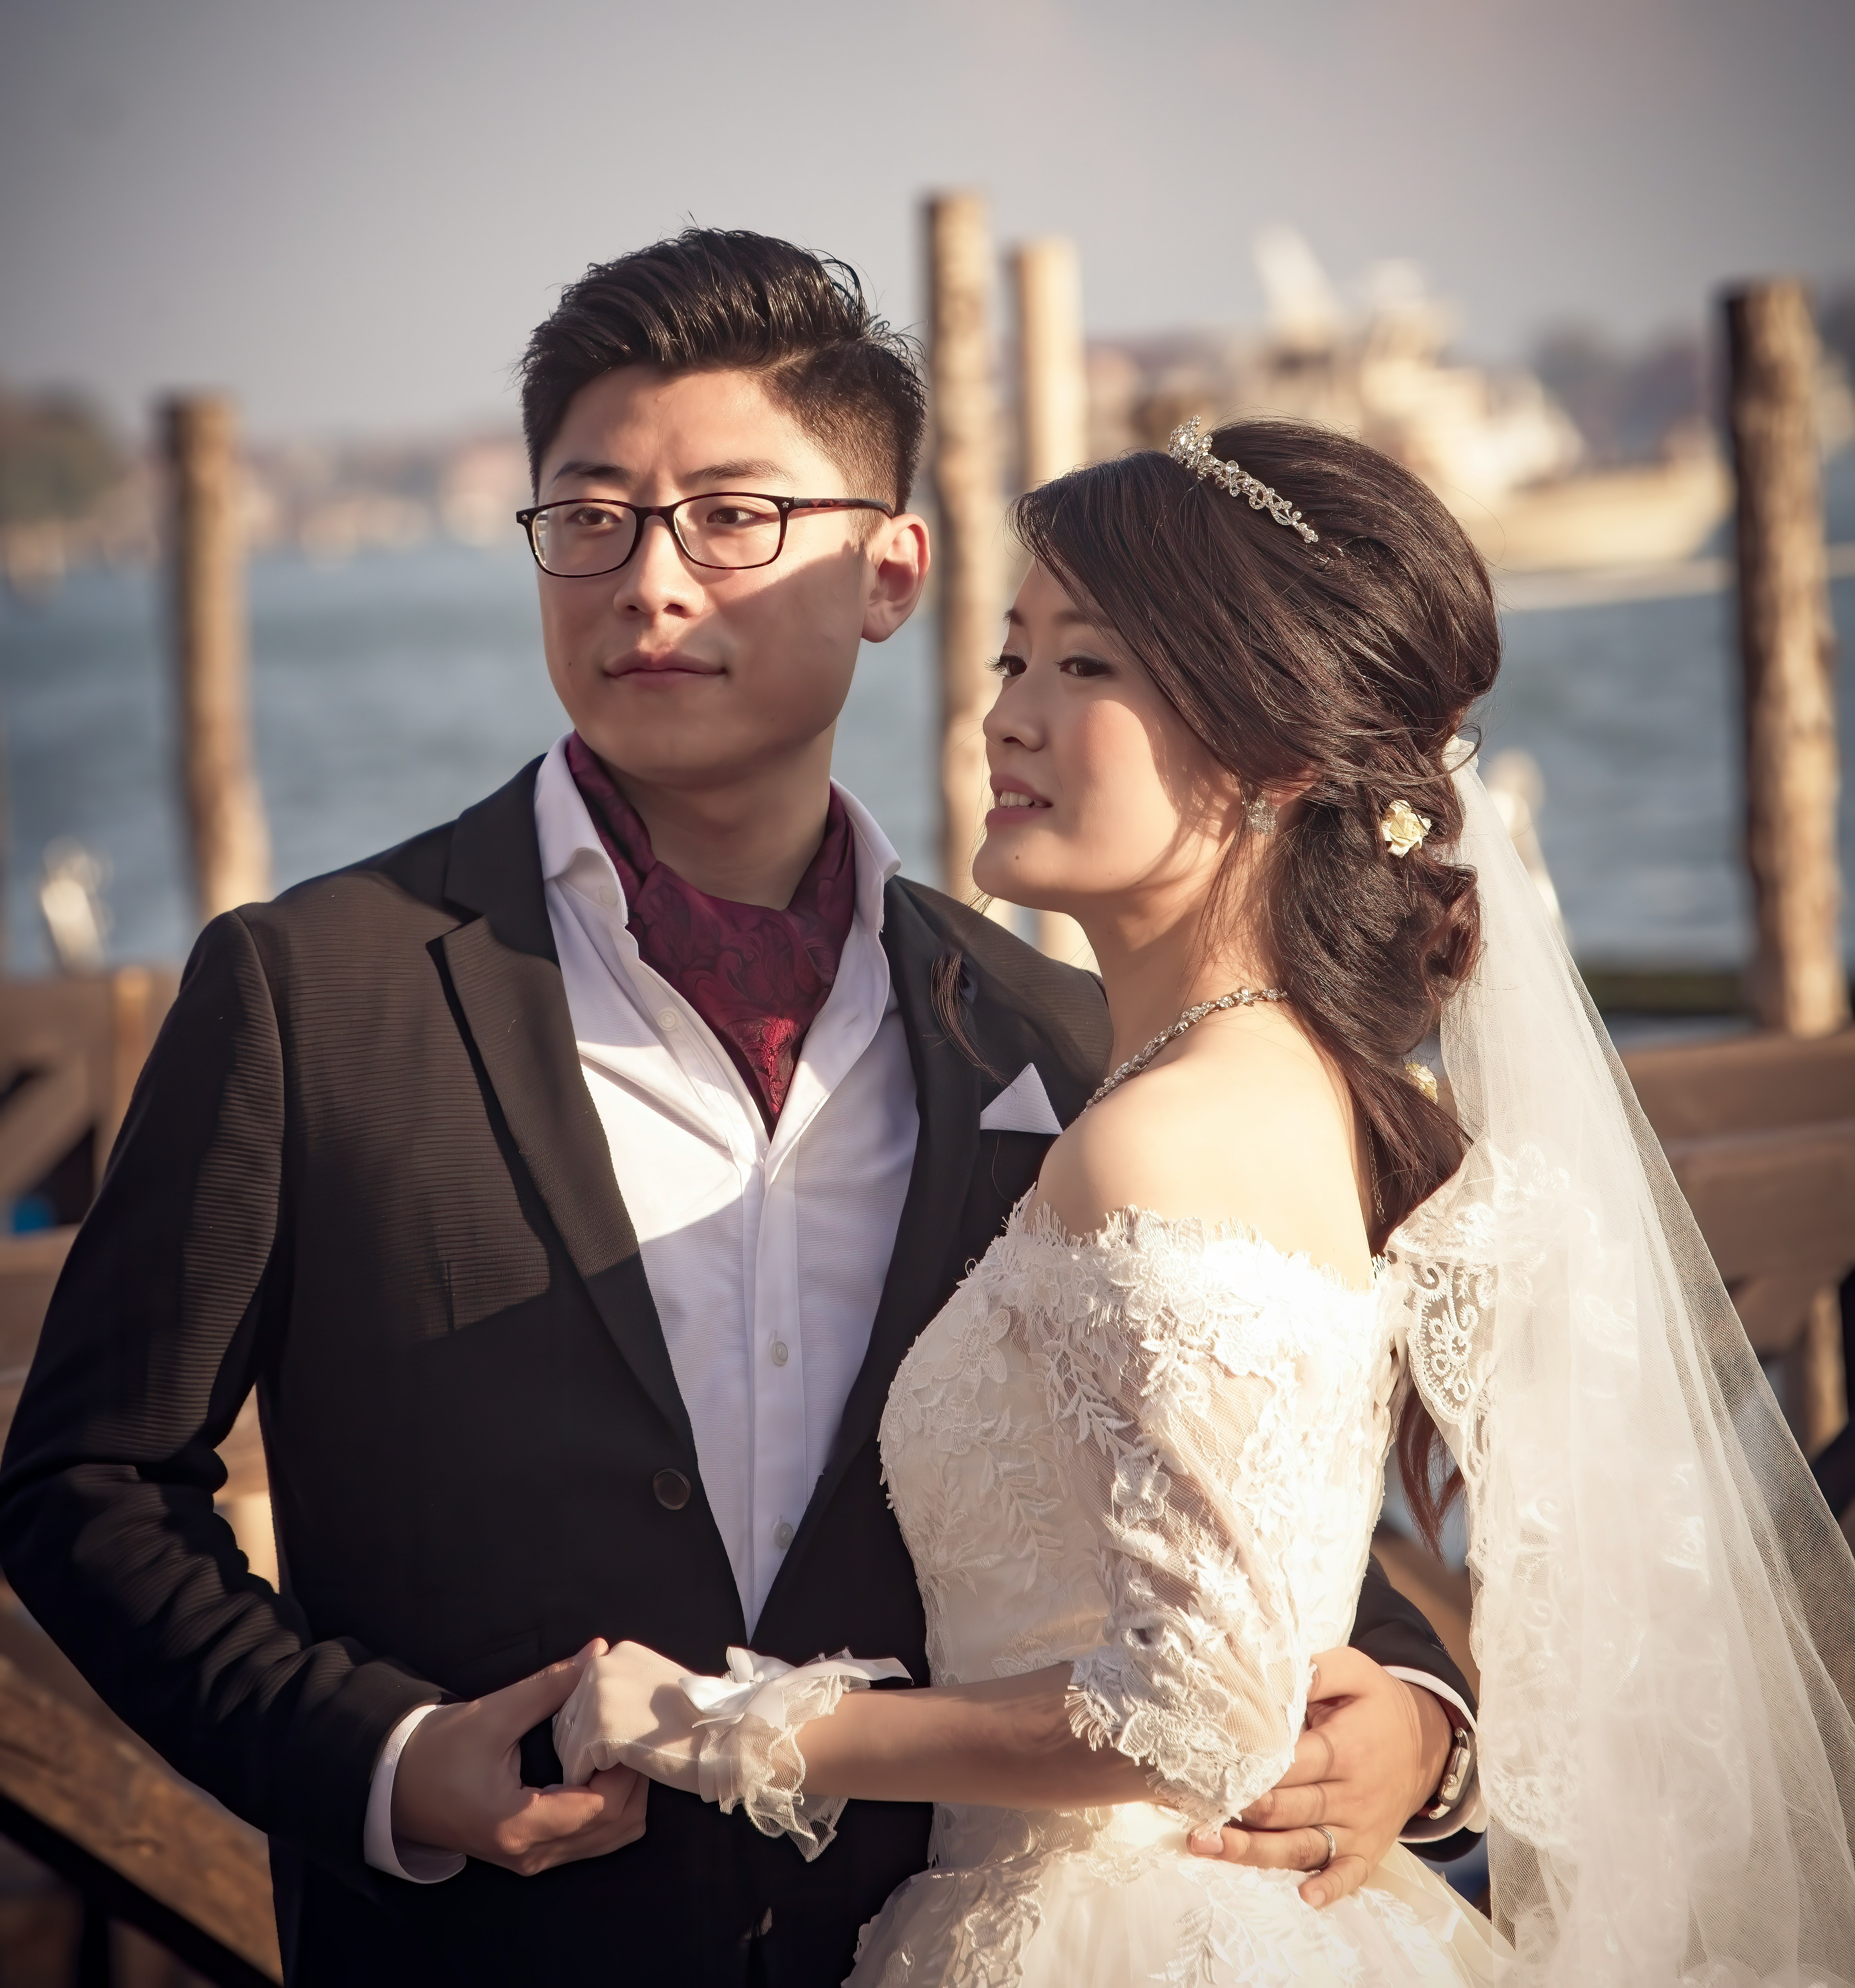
[849,1199,1502,1987]
[556,751,1854,1979]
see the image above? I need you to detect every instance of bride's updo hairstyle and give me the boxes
[1012,417,1499,1546]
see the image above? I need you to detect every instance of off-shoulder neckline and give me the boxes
[1006,1195,1382,1299]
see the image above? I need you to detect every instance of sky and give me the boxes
[2,0,1851,441]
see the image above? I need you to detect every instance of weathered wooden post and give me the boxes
[164,395,270,922]
[1724,279,1849,1453]
[1014,237,1089,490]
[1012,237,1097,969]
[927,194,1007,909]
[1726,283,1845,1037]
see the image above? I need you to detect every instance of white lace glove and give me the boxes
[553,1641,910,1860]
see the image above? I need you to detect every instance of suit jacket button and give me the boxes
[653,1468,692,1511]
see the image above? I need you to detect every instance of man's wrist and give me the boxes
[1417,1714,1477,1821]
[1403,1680,1455,1815]
[366,1701,465,1883]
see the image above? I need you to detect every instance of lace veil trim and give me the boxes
[1383,748,1855,1984]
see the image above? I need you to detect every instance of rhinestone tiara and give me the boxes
[1167,417,1318,543]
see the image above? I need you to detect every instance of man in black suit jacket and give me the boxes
[0,231,1480,1986]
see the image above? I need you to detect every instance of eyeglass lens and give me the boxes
[529,496,786,575]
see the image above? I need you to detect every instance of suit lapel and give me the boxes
[769,882,1113,1614]
[439,765,694,1455]
[776,884,983,1572]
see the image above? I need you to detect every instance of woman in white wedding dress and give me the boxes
[557,418,1855,1987]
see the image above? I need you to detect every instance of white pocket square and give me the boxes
[978,1062,1064,1137]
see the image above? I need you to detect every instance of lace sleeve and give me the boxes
[1036,1216,1380,1826]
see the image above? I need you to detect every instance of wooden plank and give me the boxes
[1622,1029,1855,1141]
[0,1228,75,1373]
[0,1231,267,1505]
[1729,1268,1838,1356]
[0,1647,279,1980]
[0,977,113,1075]
[104,965,179,1167]
[0,1796,275,1988]
[0,1059,91,1204]
[1791,1287,1849,1454]
[0,970,177,1195]
[1661,1118,1855,1286]
[1659,1119,1855,1354]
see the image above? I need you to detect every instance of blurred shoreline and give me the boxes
[3,453,1852,980]
[7,249,1853,598]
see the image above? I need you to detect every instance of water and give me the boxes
[0,542,936,971]
[1491,574,1855,968]
[2,458,1852,975]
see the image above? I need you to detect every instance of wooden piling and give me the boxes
[927,194,1007,908]
[1724,279,1850,1457]
[1725,283,1846,1037]
[1014,237,1089,490]
[164,395,270,922]
[1011,237,1098,969]
[1791,1288,1850,1457]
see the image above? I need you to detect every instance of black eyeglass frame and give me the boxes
[514,492,897,578]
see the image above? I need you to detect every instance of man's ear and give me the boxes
[861,512,931,644]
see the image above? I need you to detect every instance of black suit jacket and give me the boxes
[0,762,1474,1986]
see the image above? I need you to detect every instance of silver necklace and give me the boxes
[1085,986,1286,1110]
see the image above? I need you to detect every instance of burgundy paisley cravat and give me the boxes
[566,734,858,1131]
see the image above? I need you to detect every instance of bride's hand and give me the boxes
[1185,1646,1455,1908]
[554,1639,705,1790]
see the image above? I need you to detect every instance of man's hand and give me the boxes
[1186,1646,1452,1909]
[391,1639,649,1877]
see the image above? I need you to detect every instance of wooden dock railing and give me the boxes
[0,969,1849,1973]
[0,968,282,1984]
[1625,1027,1854,1455]
[1379,1027,1854,1698]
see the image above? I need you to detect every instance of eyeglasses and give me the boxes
[515,492,896,578]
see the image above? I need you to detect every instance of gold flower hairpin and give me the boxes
[1403,1061,1439,1103]
[1380,800,1432,858]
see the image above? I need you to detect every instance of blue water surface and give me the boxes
[1,456,1851,974]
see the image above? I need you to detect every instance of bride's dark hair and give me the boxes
[1012,418,1499,1552]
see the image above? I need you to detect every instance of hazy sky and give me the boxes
[3,0,1851,439]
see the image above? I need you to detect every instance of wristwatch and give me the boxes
[1418,1718,1476,1821]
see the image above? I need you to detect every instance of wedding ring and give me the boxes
[1312,1825,1337,1871]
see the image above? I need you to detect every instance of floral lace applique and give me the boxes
[862,1204,1423,1985]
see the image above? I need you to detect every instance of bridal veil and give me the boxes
[1385,749,1855,1985]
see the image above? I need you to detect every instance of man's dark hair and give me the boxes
[519,229,927,508]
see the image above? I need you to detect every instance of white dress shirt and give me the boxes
[366,738,918,1879]
[533,736,919,1626]
[363,739,1479,1879]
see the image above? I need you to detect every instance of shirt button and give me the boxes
[652,1468,692,1510]
[657,1008,681,1031]
[598,881,618,908]
[769,1340,789,1367]
[773,1520,795,1551]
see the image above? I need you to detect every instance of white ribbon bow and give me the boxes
[679,1647,912,1731]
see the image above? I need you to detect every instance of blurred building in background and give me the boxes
[0,397,531,596]
[4,242,1852,602]
[1084,232,1855,571]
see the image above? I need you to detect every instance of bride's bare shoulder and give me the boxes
[1032,1014,1372,1285]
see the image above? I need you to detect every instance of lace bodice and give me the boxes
[878,1201,1400,1827]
